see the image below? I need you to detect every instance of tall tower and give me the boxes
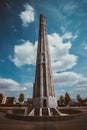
[33,14,57,108]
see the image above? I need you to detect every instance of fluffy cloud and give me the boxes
[68,84,87,98]
[53,72,86,86]
[9,41,37,67]
[10,32,77,72]
[19,3,35,27]
[76,79,87,88]
[0,78,20,91]
[22,82,33,90]
[54,72,87,98]
[62,32,78,40]
[52,55,77,72]
[48,33,78,72]
[0,78,33,92]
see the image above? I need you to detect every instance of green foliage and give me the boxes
[76,94,84,106]
[59,95,65,106]
[0,93,3,98]
[0,93,3,104]
[77,94,82,103]
[18,93,25,103]
[65,92,71,105]
[58,93,71,106]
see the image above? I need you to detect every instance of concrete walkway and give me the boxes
[0,107,87,130]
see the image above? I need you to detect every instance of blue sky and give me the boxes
[0,0,87,99]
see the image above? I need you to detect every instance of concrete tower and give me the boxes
[33,14,57,108]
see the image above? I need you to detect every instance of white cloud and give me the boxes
[62,32,78,40]
[63,2,77,16]
[76,79,87,88]
[52,55,77,72]
[64,3,77,11]
[54,72,87,98]
[0,78,33,93]
[61,26,66,33]
[69,85,87,99]
[9,41,37,67]
[84,45,87,50]
[53,72,85,87]
[0,78,20,91]
[76,87,86,91]
[56,88,87,99]
[10,33,78,72]
[82,43,87,56]
[19,3,35,27]
[48,33,78,72]
[22,82,33,89]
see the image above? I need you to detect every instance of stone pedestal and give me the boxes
[33,96,57,108]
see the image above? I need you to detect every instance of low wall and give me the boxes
[6,111,84,122]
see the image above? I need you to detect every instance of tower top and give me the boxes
[40,14,45,18]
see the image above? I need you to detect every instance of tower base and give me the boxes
[33,96,57,108]
[28,107,67,116]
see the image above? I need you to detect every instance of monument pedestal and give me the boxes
[28,107,62,116]
[33,96,57,108]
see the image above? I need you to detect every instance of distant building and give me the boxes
[27,98,33,105]
[0,95,3,104]
[84,99,87,105]
[0,94,7,104]
[1,96,7,104]
[5,97,15,105]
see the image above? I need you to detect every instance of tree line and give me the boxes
[58,92,87,107]
[0,93,25,104]
[0,92,87,107]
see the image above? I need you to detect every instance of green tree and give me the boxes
[65,92,71,106]
[18,93,25,104]
[0,93,3,104]
[59,95,65,106]
[77,94,83,105]
[77,94,82,102]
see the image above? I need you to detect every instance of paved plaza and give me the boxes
[0,107,87,130]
